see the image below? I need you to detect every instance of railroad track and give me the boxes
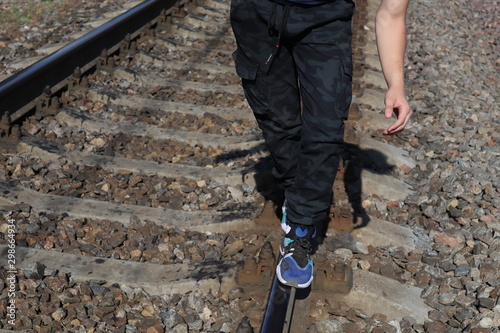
[0,0,433,332]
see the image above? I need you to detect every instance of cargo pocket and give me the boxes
[336,57,353,117]
[232,48,259,81]
[232,48,269,116]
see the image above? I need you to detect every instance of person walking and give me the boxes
[230,0,412,288]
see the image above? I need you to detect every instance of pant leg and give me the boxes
[231,0,355,226]
[230,0,302,191]
[284,1,355,226]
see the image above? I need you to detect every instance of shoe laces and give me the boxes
[284,237,312,268]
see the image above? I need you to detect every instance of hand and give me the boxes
[383,86,412,135]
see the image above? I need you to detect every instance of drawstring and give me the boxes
[264,3,290,71]
[268,2,278,36]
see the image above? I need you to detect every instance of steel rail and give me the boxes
[0,0,184,122]
[282,286,296,332]
[259,249,310,333]
[260,271,295,333]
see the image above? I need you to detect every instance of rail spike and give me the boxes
[35,85,60,116]
[313,259,353,295]
[237,241,276,286]
[0,112,11,138]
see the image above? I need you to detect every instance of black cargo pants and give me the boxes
[231,0,355,226]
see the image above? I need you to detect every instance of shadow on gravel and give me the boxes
[343,142,395,230]
[215,141,395,231]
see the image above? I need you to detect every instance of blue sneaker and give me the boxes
[276,203,315,288]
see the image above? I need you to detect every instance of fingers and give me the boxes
[383,105,412,135]
[382,88,412,135]
[384,104,394,119]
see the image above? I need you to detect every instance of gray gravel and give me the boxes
[366,0,500,331]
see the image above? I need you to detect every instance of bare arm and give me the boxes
[376,0,412,135]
